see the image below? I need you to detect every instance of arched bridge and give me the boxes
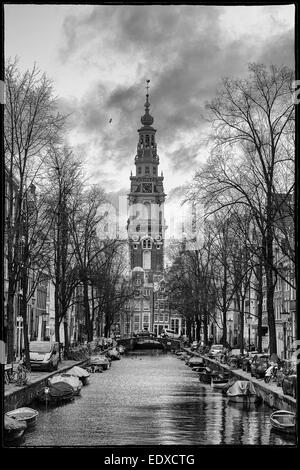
[118,334,181,352]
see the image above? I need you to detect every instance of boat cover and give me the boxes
[5,415,27,431]
[68,366,90,378]
[50,374,81,390]
[227,380,256,396]
[188,357,205,364]
[6,407,38,421]
[48,381,74,397]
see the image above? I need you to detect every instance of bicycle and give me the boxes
[9,363,31,386]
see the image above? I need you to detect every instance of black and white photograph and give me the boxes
[1,2,298,452]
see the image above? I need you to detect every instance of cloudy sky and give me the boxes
[5,4,295,212]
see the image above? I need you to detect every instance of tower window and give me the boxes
[145,135,149,147]
[151,135,154,146]
[145,166,150,174]
[153,166,156,174]
[142,238,152,249]
[138,167,142,174]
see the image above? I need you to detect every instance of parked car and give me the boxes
[29,341,59,371]
[208,344,224,359]
[250,354,270,379]
[191,341,199,351]
[282,374,297,399]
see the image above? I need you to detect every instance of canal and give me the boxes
[20,351,296,446]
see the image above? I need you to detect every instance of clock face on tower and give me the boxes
[142,183,152,193]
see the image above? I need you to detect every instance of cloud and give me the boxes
[56,5,294,192]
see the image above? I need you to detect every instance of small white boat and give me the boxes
[270,410,296,434]
[49,373,82,395]
[6,407,38,427]
[226,380,260,403]
[68,366,90,385]
[4,415,27,442]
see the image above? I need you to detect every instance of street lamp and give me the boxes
[280,311,290,359]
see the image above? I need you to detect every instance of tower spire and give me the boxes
[141,79,153,126]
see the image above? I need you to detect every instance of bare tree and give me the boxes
[4,60,66,364]
[190,63,295,354]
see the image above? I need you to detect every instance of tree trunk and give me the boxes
[203,308,208,345]
[265,224,277,354]
[256,258,263,353]
[63,320,69,357]
[6,292,15,364]
[239,303,244,355]
[83,279,93,341]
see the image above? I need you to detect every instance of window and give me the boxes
[145,166,150,174]
[153,166,156,174]
[142,238,152,249]
[151,135,154,146]
[164,314,169,322]
[134,315,140,322]
[138,167,142,174]
[143,251,151,270]
[135,279,141,286]
[154,314,158,322]
[143,315,149,322]
[159,314,164,322]
[145,135,149,147]
[133,243,138,250]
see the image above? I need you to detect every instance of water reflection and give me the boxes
[17,350,296,447]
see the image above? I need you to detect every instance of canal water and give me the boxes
[20,351,296,446]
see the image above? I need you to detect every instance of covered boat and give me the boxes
[4,415,27,442]
[117,345,126,354]
[211,374,230,389]
[49,374,82,395]
[270,410,296,434]
[68,366,90,385]
[226,380,259,403]
[186,357,205,367]
[107,348,121,360]
[6,407,38,427]
[89,355,111,370]
[199,367,219,383]
[37,381,74,404]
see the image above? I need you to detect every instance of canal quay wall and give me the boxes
[185,349,296,413]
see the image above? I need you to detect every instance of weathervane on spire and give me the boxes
[146,79,150,94]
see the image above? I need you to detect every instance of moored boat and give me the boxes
[211,374,230,389]
[67,366,90,385]
[37,381,75,405]
[199,367,218,383]
[187,357,205,368]
[89,354,111,370]
[270,410,296,434]
[4,415,27,443]
[49,374,82,395]
[107,348,121,360]
[226,380,259,403]
[6,407,38,428]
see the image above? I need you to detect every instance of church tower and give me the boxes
[127,81,167,334]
